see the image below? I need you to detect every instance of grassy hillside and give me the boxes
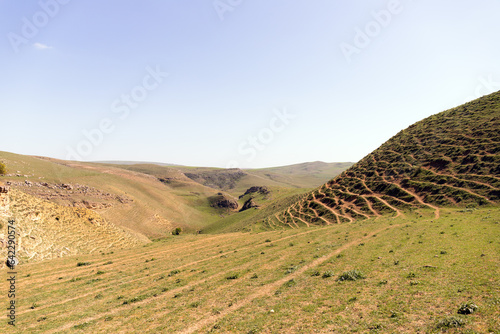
[5,207,499,333]
[117,162,353,197]
[201,187,308,234]
[0,152,226,239]
[0,152,350,249]
[249,161,354,189]
[271,91,500,227]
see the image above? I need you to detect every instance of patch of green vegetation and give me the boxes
[226,273,240,280]
[73,321,94,330]
[436,316,466,329]
[458,302,478,315]
[76,262,91,267]
[337,270,366,282]
[322,271,334,279]
[123,294,149,305]
[168,270,180,277]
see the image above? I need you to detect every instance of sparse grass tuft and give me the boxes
[457,302,478,315]
[76,262,91,267]
[436,316,466,329]
[168,270,180,277]
[337,270,366,282]
[322,271,334,278]
[226,273,240,280]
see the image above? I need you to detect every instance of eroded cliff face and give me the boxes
[0,188,145,268]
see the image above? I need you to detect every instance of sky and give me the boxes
[1,0,499,168]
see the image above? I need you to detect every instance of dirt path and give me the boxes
[379,175,440,219]
[312,199,342,223]
[22,226,333,323]
[179,223,402,334]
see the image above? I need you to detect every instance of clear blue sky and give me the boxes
[1,0,499,168]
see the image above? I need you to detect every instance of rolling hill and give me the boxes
[113,161,353,196]
[0,152,351,263]
[268,91,500,228]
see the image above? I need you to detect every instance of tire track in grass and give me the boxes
[178,223,402,334]
[19,226,333,322]
[21,233,240,280]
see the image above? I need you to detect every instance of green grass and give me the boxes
[5,207,499,333]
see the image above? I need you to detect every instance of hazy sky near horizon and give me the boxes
[1,0,499,168]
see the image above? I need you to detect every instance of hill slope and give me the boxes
[0,152,227,240]
[5,207,499,333]
[271,92,500,227]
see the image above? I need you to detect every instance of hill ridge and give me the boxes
[270,91,500,227]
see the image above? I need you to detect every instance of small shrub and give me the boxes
[265,239,272,243]
[123,295,148,305]
[436,316,466,329]
[458,302,478,315]
[322,271,334,278]
[284,279,296,288]
[310,270,321,277]
[250,273,259,279]
[168,270,180,277]
[0,162,6,175]
[96,271,105,275]
[226,273,240,280]
[172,227,182,235]
[406,272,416,278]
[190,301,201,308]
[86,278,102,284]
[337,270,366,282]
[154,275,165,282]
[74,322,92,330]
[77,262,91,267]
[30,303,38,309]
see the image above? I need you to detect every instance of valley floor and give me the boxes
[2,208,499,333]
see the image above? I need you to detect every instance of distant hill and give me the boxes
[269,91,500,228]
[247,161,354,190]
[119,162,353,197]
[93,161,182,166]
[0,151,352,262]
